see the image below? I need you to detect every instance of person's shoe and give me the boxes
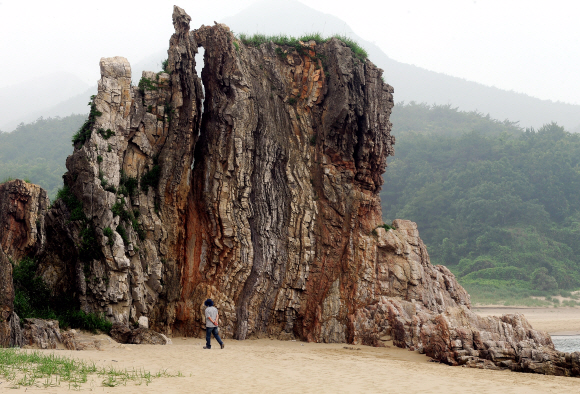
[203,346,210,349]
[220,343,224,349]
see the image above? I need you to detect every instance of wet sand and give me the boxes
[10,329,580,393]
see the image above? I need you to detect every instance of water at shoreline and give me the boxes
[551,335,580,353]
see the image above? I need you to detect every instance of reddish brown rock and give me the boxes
[180,23,394,341]
[0,179,48,261]
[0,180,48,347]
[0,248,14,347]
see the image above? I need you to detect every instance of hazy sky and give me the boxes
[0,0,578,104]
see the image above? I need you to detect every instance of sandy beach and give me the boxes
[474,306,580,335]
[3,306,579,393]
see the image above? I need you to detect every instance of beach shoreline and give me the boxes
[4,306,580,393]
[473,305,580,335]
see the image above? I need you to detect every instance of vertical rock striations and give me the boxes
[1,6,579,376]
[185,24,395,341]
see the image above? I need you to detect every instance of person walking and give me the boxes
[203,298,224,349]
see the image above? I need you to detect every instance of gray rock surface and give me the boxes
[110,323,170,345]
[20,319,64,349]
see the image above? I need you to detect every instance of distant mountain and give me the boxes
[382,103,580,303]
[222,0,580,131]
[0,72,89,131]
[1,86,97,132]
[3,0,578,132]
[0,51,177,133]
[0,115,84,198]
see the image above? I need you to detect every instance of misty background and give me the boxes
[0,0,579,132]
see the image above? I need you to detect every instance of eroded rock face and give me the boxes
[2,5,579,377]
[34,9,394,341]
[0,179,48,261]
[0,248,14,347]
[181,23,394,341]
[20,319,64,349]
[36,6,203,325]
[0,180,48,347]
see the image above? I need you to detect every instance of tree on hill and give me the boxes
[383,104,580,303]
[0,115,84,199]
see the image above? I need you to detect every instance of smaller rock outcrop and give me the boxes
[12,319,103,350]
[19,319,66,349]
[0,180,48,348]
[352,220,580,376]
[0,248,14,347]
[0,179,49,261]
[110,323,171,345]
[9,312,22,347]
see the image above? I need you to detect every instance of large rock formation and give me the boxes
[1,5,579,376]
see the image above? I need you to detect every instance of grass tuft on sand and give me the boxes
[0,348,180,389]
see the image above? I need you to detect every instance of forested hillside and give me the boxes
[383,103,580,304]
[0,115,84,198]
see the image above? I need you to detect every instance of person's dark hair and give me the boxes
[204,298,214,307]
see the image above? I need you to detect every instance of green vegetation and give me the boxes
[118,170,138,197]
[111,199,131,222]
[275,47,286,59]
[97,127,115,140]
[78,226,102,263]
[55,186,103,262]
[383,102,580,303]
[111,197,145,243]
[72,96,102,146]
[161,58,169,72]
[12,257,112,333]
[55,186,85,221]
[164,102,176,123]
[103,227,114,246]
[0,115,84,199]
[0,348,179,389]
[99,171,108,188]
[141,161,161,192]
[138,77,158,94]
[116,224,129,245]
[237,32,367,60]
